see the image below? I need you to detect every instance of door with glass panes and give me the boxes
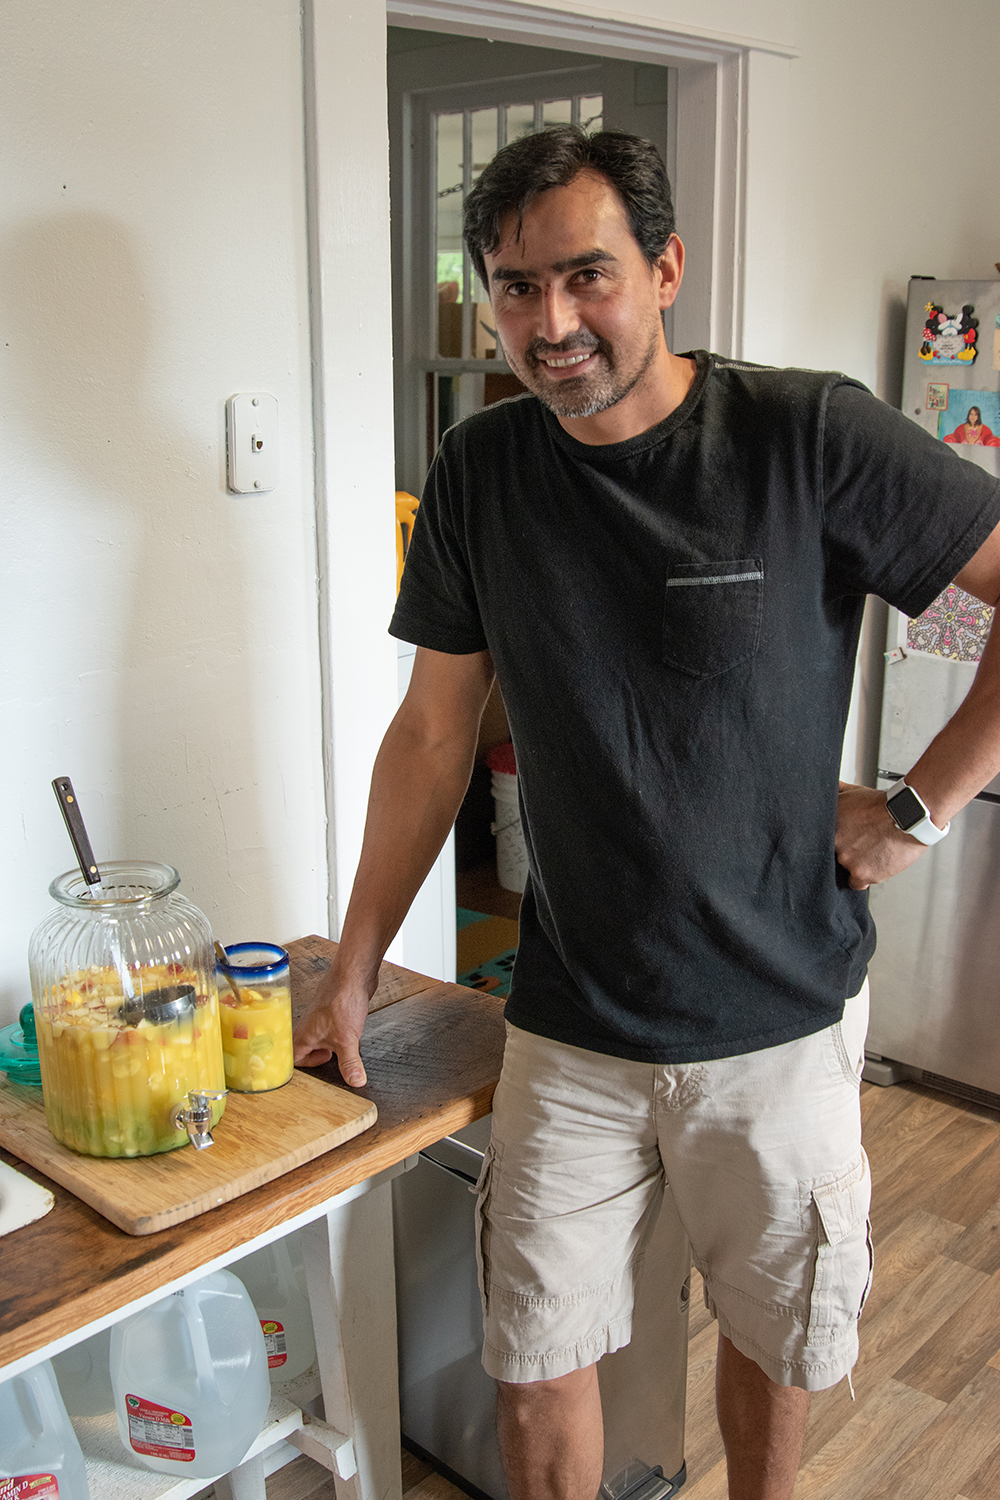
[395,60,671,494]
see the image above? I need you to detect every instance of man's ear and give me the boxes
[656,234,685,311]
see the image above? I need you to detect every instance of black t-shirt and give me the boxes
[390,352,1000,1063]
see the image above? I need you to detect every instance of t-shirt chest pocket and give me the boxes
[662,558,764,678]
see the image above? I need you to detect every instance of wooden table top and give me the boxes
[0,935,506,1373]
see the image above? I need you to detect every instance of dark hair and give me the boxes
[463,125,675,286]
[968,406,982,424]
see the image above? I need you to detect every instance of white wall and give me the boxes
[783,0,1000,395]
[781,0,1000,781]
[0,1,327,1024]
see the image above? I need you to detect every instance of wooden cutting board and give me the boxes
[0,1071,376,1235]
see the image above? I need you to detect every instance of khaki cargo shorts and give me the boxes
[475,984,871,1392]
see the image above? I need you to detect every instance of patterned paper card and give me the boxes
[906,583,994,663]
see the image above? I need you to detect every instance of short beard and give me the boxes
[508,327,661,420]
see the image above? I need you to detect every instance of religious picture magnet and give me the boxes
[918,301,978,364]
[937,389,1000,447]
[993,313,1000,372]
[926,382,949,411]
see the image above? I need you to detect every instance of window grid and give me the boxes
[434,92,603,361]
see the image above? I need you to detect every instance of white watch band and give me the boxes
[885,777,950,846]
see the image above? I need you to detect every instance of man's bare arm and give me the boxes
[293,645,496,1082]
[836,518,1000,890]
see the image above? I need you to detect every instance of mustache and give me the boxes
[525,334,611,368]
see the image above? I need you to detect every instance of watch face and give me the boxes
[887,785,925,832]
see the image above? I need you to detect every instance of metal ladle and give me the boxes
[51,777,196,1027]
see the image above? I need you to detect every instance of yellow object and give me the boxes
[395,492,420,593]
[219,987,294,1092]
[35,964,226,1157]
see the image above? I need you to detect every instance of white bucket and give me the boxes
[490,769,528,894]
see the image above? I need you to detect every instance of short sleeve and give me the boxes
[822,380,1000,617]
[389,438,489,655]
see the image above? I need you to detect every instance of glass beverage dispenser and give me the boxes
[28,861,227,1158]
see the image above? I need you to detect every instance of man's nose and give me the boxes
[537,286,580,347]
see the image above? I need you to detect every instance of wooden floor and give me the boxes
[456,861,523,923]
[242,1448,456,1500]
[241,1075,1000,1499]
[681,1076,1000,1500]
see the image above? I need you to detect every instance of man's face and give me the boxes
[483,170,677,421]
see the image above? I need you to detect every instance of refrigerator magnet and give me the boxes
[919,301,978,364]
[938,389,1000,447]
[926,382,949,411]
[993,313,1000,372]
[905,583,995,664]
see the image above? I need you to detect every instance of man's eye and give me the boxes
[506,282,534,297]
[575,268,602,284]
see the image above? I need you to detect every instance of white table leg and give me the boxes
[302,1179,403,1500]
[214,1453,267,1499]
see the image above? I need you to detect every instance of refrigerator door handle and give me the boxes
[878,769,1000,807]
[418,1152,479,1186]
[418,1135,486,1185]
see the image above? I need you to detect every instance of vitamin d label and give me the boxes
[261,1317,288,1367]
[0,1479,60,1499]
[125,1393,196,1461]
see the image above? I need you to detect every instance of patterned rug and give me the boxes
[457,907,518,998]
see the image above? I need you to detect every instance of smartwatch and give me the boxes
[885,777,950,846]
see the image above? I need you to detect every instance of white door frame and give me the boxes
[303,1,400,939]
[303,0,796,935]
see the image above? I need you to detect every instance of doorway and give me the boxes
[388,28,674,496]
[387,28,675,971]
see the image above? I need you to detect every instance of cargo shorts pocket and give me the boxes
[662,558,764,678]
[474,1143,498,1315]
[806,1151,873,1345]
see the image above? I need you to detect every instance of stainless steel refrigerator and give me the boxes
[393,1115,690,1500]
[866,277,1000,1103]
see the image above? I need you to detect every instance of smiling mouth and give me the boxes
[541,351,593,369]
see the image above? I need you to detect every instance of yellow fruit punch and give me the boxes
[219,987,294,1091]
[35,964,226,1157]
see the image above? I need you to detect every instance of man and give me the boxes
[294,128,1000,1500]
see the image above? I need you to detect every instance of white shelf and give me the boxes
[272,1361,322,1410]
[75,1393,307,1500]
[18,1170,400,1500]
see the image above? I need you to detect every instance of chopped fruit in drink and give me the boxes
[34,961,226,1157]
[219,986,293,1091]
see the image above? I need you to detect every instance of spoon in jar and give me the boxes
[50,776,196,1027]
[214,942,244,1007]
[52,777,103,896]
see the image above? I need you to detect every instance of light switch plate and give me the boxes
[226,392,278,493]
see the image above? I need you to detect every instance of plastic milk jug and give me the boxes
[53,1328,114,1418]
[0,1358,91,1500]
[234,1233,317,1385]
[109,1269,269,1478]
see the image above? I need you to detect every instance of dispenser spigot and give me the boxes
[172,1089,228,1150]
